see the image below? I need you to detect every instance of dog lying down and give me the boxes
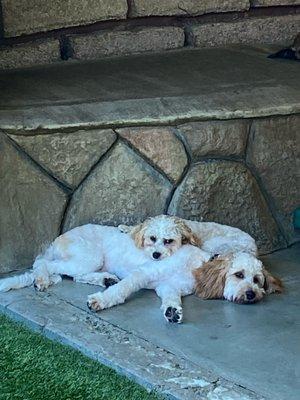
[0,215,203,323]
[87,250,282,322]
[0,215,282,323]
[88,219,282,321]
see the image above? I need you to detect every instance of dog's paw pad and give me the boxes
[165,307,182,323]
[104,277,119,288]
[87,297,102,312]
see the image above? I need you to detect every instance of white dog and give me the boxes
[0,215,203,322]
[120,217,258,256]
[0,215,282,322]
[94,217,282,314]
[92,250,282,321]
[87,244,210,323]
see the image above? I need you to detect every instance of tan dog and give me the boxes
[194,253,283,304]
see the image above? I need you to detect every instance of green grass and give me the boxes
[0,314,159,400]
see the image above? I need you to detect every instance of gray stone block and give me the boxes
[63,141,172,230]
[130,0,249,17]
[168,160,286,253]
[0,39,60,70]
[178,120,249,160]
[10,129,117,188]
[118,126,188,182]
[0,133,68,273]
[2,0,128,37]
[70,27,185,60]
[247,116,300,244]
[190,14,300,47]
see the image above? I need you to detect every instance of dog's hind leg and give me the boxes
[156,284,183,323]
[74,272,120,288]
[33,259,78,291]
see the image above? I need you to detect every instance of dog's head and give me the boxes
[120,215,201,260]
[194,252,283,304]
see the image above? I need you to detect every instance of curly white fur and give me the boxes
[87,245,210,323]
[0,215,280,323]
[0,216,205,323]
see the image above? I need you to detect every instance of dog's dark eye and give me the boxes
[253,276,260,284]
[150,236,156,243]
[164,239,174,245]
[235,272,244,279]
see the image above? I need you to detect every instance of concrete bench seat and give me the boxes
[1,46,300,130]
[0,46,299,272]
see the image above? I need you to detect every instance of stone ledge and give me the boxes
[0,39,61,70]
[70,27,185,60]
[129,0,250,17]
[2,0,128,37]
[190,14,300,47]
[0,47,299,132]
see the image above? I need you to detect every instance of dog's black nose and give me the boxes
[153,252,161,259]
[246,290,256,300]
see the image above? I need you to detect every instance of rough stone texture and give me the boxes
[168,160,286,253]
[63,141,172,230]
[2,0,128,37]
[0,133,67,273]
[130,0,249,17]
[190,15,300,47]
[0,39,60,70]
[1,47,300,131]
[178,120,249,160]
[70,27,185,60]
[117,126,188,182]
[9,130,116,188]
[247,116,300,244]
[251,1,300,6]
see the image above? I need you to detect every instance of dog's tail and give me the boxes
[0,271,34,292]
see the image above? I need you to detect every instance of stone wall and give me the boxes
[1,115,298,273]
[0,0,299,69]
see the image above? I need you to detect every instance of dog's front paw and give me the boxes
[87,295,103,312]
[34,276,51,292]
[164,306,183,324]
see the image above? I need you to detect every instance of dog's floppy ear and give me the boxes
[174,218,201,247]
[263,268,283,294]
[193,256,229,299]
[128,220,149,248]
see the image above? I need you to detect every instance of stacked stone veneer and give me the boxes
[0,1,299,69]
[0,115,298,273]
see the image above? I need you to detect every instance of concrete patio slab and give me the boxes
[0,46,300,132]
[0,244,299,400]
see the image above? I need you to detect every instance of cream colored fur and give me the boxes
[194,253,283,304]
[0,215,206,323]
